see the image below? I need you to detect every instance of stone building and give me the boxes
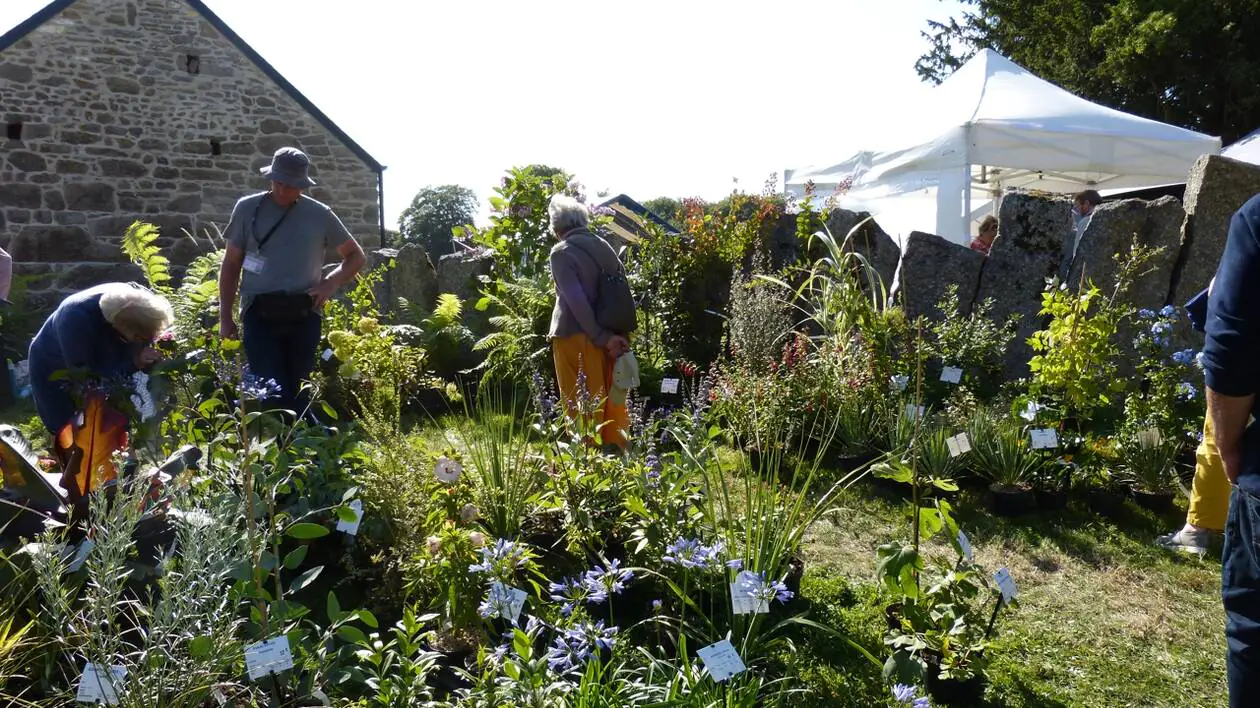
[0,0,385,310]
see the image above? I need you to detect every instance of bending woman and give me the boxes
[28,283,173,435]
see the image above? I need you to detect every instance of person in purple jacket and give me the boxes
[1202,191,1260,705]
[27,283,173,435]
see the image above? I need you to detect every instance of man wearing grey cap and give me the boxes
[217,147,365,417]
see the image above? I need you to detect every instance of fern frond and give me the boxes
[121,221,172,294]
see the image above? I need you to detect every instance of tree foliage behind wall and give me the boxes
[917,0,1260,143]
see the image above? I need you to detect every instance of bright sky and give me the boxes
[0,0,964,227]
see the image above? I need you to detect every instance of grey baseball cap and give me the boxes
[259,147,316,188]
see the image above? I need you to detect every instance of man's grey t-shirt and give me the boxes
[225,192,353,315]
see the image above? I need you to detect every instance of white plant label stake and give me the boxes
[940,366,963,384]
[994,568,1018,605]
[958,530,974,561]
[697,639,747,682]
[660,378,680,394]
[487,581,528,625]
[245,636,294,681]
[730,582,769,615]
[67,538,94,574]
[321,348,334,361]
[904,404,925,421]
[1030,428,1059,450]
[336,500,364,536]
[76,663,126,705]
[946,433,972,457]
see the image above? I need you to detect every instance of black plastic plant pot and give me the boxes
[1086,489,1126,518]
[1034,487,1069,511]
[924,652,987,706]
[989,483,1036,516]
[1132,489,1176,514]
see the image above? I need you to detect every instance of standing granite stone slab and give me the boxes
[1174,155,1260,307]
[1068,196,1186,371]
[893,231,984,323]
[437,248,496,334]
[978,194,1074,380]
[827,208,900,296]
[1068,197,1184,310]
[390,242,440,316]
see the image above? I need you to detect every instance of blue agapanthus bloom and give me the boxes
[240,369,282,401]
[663,538,725,570]
[1159,305,1177,318]
[583,559,634,603]
[892,684,917,702]
[1171,349,1196,366]
[546,621,618,672]
[1177,382,1198,400]
[468,539,528,576]
[548,576,594,616]
[736,570,794,605]
[1138,308,1157,320]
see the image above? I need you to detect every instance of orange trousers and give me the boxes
[551,333,628,447]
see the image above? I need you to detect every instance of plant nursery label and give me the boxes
[130,371,157,421]
[660,378,680,394]
[487,581,528,624]
[76,663,126,705]
[958,530,974,561]
[1030,428,1059,450]
[1137,429,1162,448]
[946,433,972,457]
[66,538,94,574]
[245,636,294,681]
[321,348,334,361]
[994,568,1018,604]
[904,404,925,421]
[336,499,364,536]
[940,366,963,384]
[698,639,747,682]
[730,582,770,615]
[890,374,909,392]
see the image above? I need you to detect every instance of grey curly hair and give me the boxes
[548,195,589,238]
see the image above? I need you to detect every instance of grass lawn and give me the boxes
[790,478,1227,707]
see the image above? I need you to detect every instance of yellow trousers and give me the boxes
[1188,414,1229,531]
[551,333,628,448]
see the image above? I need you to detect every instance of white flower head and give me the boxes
[434,456,463,483]
[461,503,479,523]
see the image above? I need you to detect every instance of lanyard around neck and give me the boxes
[252,196,296,252]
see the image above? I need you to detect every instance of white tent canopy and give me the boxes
[785,49,1221,245]
[1224,127,1260,165]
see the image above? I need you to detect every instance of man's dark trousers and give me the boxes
[1224,484,1260,705]
[242,306,321,417]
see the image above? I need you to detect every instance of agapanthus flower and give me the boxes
[726,559,744,570]
[735,570,793,605]
[892,684,917,702]
[584,559,633,602]
[478,582,524,624]
[1160,305,1177,318]
[663,538,725,570]
[913,698,931,708]
[1177,382,1198,400]
[548,576,594,616]
[468,538,528,576]
[546,621,618,672]
[1138,308,1156,320]
[240,371,282,401]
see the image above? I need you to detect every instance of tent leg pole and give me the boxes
[964,164,973,240]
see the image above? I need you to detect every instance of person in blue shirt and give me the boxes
[27,283,173,435]
[1202,191,1260,706]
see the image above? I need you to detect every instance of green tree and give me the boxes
[918,0,1260,143]
[398,185,478,256]
[642,197,682,228]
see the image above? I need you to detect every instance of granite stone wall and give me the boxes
[0,0,381,311]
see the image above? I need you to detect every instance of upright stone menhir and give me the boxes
[827,208,900,294]
[1068,196,1185,310]
[0,0,385,312]
[977,194,1074,379]
[893,231,985,322]
[1174,154,1260,306]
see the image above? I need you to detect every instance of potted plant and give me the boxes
[1031,457,1072,511]
[1117,432,1182,513]
[968,409,1042,517]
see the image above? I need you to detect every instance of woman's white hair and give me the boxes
[98,284,174,341]
[548,195,590,237]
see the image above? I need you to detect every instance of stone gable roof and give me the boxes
[0,0,384,174]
